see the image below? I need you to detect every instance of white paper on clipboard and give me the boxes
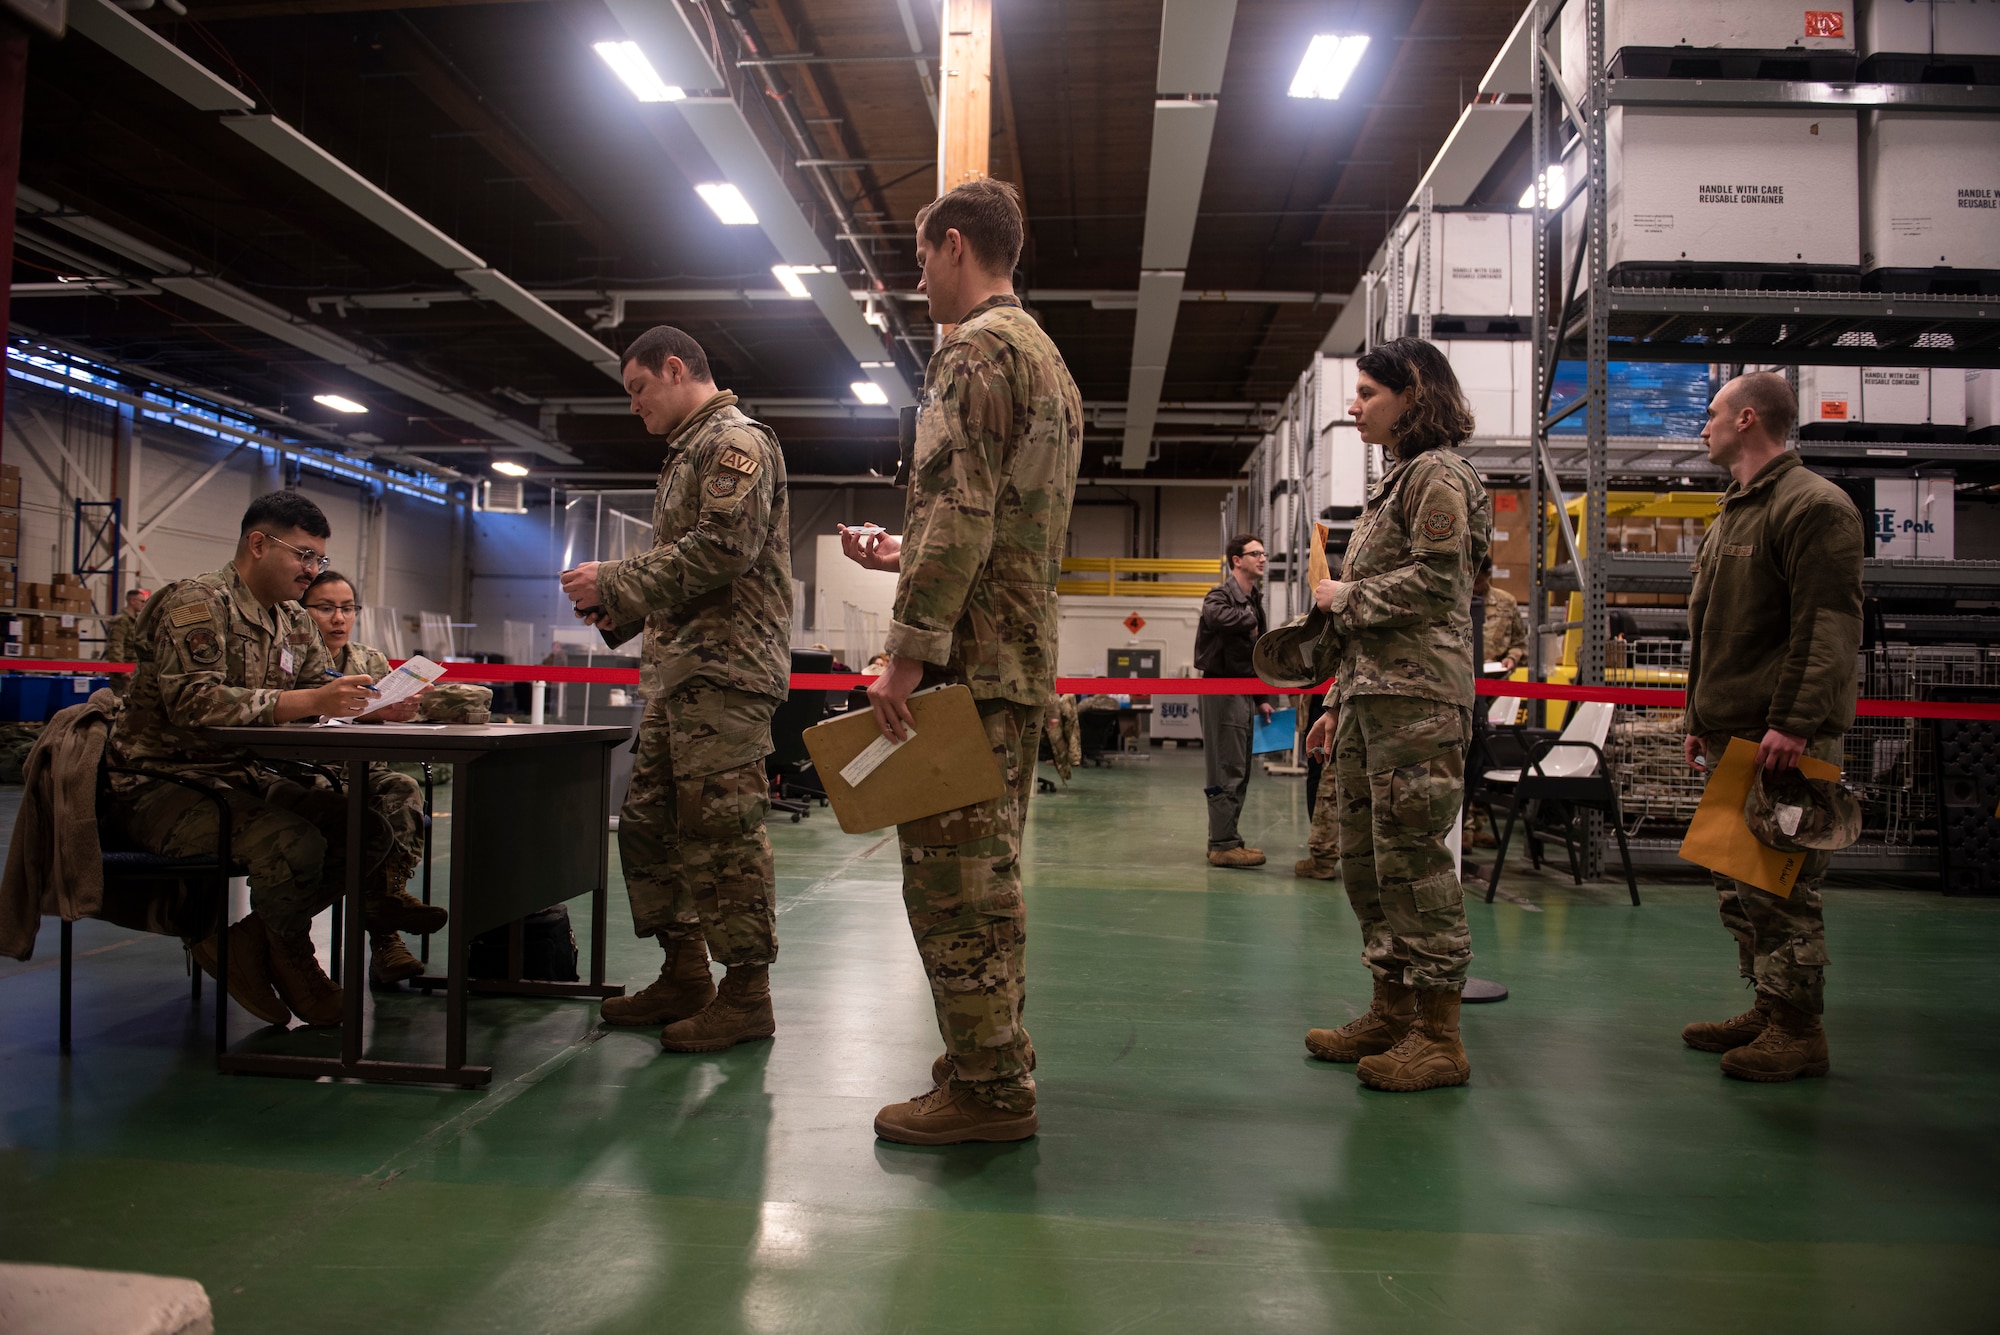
[359,654,448,716]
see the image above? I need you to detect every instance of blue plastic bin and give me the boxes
[0,676,60,722]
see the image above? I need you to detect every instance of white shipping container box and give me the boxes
[1400,211,1534,317]
[1564,0,1855,94]
[1873,478,1955,558]
[1152,696,1203,741]
[1321,424,1371,511]
[1437,339,1533,438]
[1800,366,1964,425]
[1566,108,1860,272]
[1969,368,2000,431]
[1860,113,2000,274]
[1860,0,2000,57]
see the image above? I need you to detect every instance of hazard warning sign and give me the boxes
[1123,613,1147,636]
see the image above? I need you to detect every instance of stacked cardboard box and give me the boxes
[17,615,83,659]
[0,511,16,562]
[0,463,19,509]
[1487,489,1536,603]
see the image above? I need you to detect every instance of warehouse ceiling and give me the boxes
[12,0,1527,484]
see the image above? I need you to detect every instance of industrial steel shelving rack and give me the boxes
[1523,0,2000,872]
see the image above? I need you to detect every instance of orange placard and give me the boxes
[1804,10,1844,38]
[1819,398,1849,421]
[1677,737,1842,897]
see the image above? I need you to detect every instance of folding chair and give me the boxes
[1481,700,1640,906]
[67,767,239,1055]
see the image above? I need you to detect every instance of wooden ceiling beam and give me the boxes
[147,0,543,21]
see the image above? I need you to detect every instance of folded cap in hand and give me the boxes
[1743,765,1861,853]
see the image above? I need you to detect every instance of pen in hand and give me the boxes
[324,669,382,694]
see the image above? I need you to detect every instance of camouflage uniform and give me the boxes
[328,641,427,897]
[103,566,399,939]
[594,391,791,967]
[888,294,1083,1111]
[1044,695,1080,784]
[1322,447,1492,990]
[1482,586,1528,667]
[102,607,140,696]
[1687,452,1865,1015]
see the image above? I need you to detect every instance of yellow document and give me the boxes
[1677,737,1842,898]
[1307,522,1332,592]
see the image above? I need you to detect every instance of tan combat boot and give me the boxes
[601,932,717,1027]
[1682,994,1773,1053]
[1208,846,1266,869]
[875,1084,1038,1145]
[1357,988,1470,1092]
[1306,976,1417,1062]
[659,963,775,1052]
[189,913,291,1027]
[1293,857,1339,880]
[366,887,447,936]
[1720,999,1829,1082]
[263,928,345,1027]
[369,930,425,987]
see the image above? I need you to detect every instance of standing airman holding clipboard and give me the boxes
[839,178,1083,1145]
[1681,372,1864,1082]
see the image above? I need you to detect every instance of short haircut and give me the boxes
[622,325,713,382]
[241,490,330,540]
[1726,371,1798,441]
[304,570,358,604]
[1225,533,1262,567]
[916,178,1025,276]
[1355,337,1477,458]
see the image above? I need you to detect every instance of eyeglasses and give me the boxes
[1241,549,1267,559]
[255,531,330,572]
[303,602,360,616]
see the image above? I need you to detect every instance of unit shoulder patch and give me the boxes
[1421,509,1458,542]
[717,447,760,476]
[182,626,223,667]
[168,603,213,628]
[706,474,742,500]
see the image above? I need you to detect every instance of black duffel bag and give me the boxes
[467,905,580,982]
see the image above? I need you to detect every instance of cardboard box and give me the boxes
[1862,113,2000,274]
[0,464,18,483]
[1874,477,1955,558]
[0,478,18,508]
[1565,108,1860,274]
[1860,0,2000,59]
[24,584,50,610]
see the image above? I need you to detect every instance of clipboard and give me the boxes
[801,684,1006,834]
[1676,737,1842,897]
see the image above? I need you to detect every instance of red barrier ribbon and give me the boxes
[11,660,1999,721]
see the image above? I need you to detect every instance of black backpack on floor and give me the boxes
[467,905,580,982]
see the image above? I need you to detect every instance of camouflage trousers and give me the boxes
[898,698,1040,1112]
[1699,729,1836,1014]
[107,769,401,940]
[1304,702,1341,873]
[367,764,426,902]
[619,682,778,967]
[1333,694,1473,991]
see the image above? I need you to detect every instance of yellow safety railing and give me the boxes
[1057,557,1219,598]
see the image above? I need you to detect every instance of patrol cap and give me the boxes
[1743,766,1861,853]
[420,682,494,725]
[1252,612,1341,690]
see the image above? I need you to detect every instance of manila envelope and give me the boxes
[1308,522,1332,592]
[801,684,1006,834]
[1677,737,1842,898]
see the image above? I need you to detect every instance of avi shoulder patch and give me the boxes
[717,447,759,476]
[1421,508,1458,542]
[168,602,213,628]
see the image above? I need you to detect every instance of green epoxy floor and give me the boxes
[3,752,1998,1332]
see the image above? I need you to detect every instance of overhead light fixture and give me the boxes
[1288,34,1370,100]
[696,183,758,226]
[593,41,684,103]
[771,265,812,298]
[313,393,367,414]
[1520,164,1568,209]
[491,460,530,477]
[851,381,890,406]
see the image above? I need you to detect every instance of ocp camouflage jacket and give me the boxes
[887,295,1084,706]
[106,564,334,790]
[595,391,793,703]
[1323,446,1491,709]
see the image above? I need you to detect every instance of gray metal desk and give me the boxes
[202,722,632,1088]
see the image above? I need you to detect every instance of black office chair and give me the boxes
[767,649,836,821]
[70,765,240,1056]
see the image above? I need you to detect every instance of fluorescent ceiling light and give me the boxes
[696,183,758,226]
[593,41,684,103]
[850,381,890,406]
[771,265,812,298]
[491,460,530,477]
[313,393,367,414]
[1288,34,1370,100]
[1519,164,1567,209]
